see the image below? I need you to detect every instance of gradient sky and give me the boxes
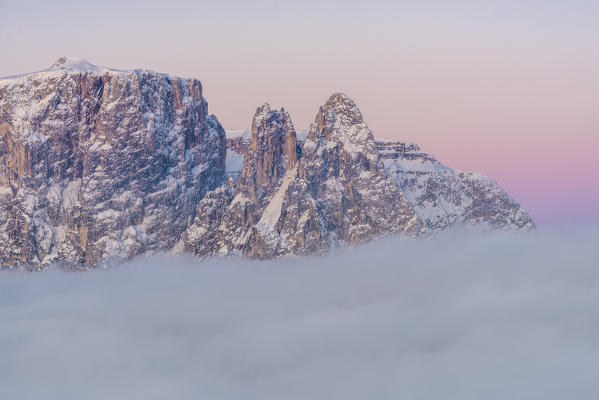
[1,0,597,226]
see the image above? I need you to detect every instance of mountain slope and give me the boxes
[0,59,534,268]
[0,58,225,268]
[380,142,535,231]
[185,95,425,258]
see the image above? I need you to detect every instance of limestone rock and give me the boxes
[184,94,426,258]
[0,58,226,268]
[0,59,535,269]
[381,142,535,231]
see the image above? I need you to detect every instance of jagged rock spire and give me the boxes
[236,103,298,206]
[301,93,426,241]
[319,93,365,127]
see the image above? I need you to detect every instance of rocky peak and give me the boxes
[319,92,365,127]
[184,94,426,260]
[381,142,535,232]
[304,93,380,181]
[300,94,425,242]
[1,60,535,269]
[302,94,384,196]
[0,59,226,268]
[29,57,121,77]
[237,103,298,206]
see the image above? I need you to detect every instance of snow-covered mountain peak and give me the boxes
[51,57,92,70]
[0,60,535,268]
[253,103,272,120]
[305,93,378,163]
[252,104,294,140]
[322,93,364,126]
[49,57,126,75]
[0,57,128,84]
[253,103,279,128]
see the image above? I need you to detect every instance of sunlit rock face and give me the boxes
[381,142,535,231]
[236,104,298,208]
[218,95,535,245]
[184,94,426,259]
[0,58,226,268]
[185,103,308,258]
[0,59,534,269]
[300,93,426,243]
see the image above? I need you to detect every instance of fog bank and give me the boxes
[1,227,599,399]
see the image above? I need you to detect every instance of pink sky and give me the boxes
[1,0,597,225]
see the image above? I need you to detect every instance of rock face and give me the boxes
[184,95,425,258]
[0,58,534,269]
[185,104,303,258]
[236,104,298,207]
[381,142,535,231]
[0,58,225,268]
[299,94,425,242]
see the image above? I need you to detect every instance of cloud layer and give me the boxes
[1,227,599,399]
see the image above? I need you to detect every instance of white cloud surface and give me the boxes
[1,227,599,399]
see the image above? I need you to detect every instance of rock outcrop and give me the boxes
[185,105,303,258]
[381,142,535,231]
[236,104,298,207]
[0,58,225,268]
[184,95,425,258]
[299,94,425,242]
[0,58,534,269]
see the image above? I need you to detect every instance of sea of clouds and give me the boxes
[1,227,598,400]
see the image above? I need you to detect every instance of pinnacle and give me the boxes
[322,92,363,125]
[327,92,351,102]
[257,103,271,113]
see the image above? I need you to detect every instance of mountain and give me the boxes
[380,142,534,231]
[0,59,534,268]
[225,134,534,234]
[0,58,226,268]
[185,96,424,258]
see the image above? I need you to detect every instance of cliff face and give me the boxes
[223,104,536,237]
[0,58,534,269]
[185,104,305,258]
[381,143,535,231]
[299,94,425,243]
[236,104,298,207]
[184,94,425,258]
[0,58,225,268]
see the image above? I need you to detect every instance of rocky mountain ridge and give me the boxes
[225,135,534,232]
[381,143,534,231]
[0,58,225,268]
[0,59,534,268]
[185,95,425,259]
